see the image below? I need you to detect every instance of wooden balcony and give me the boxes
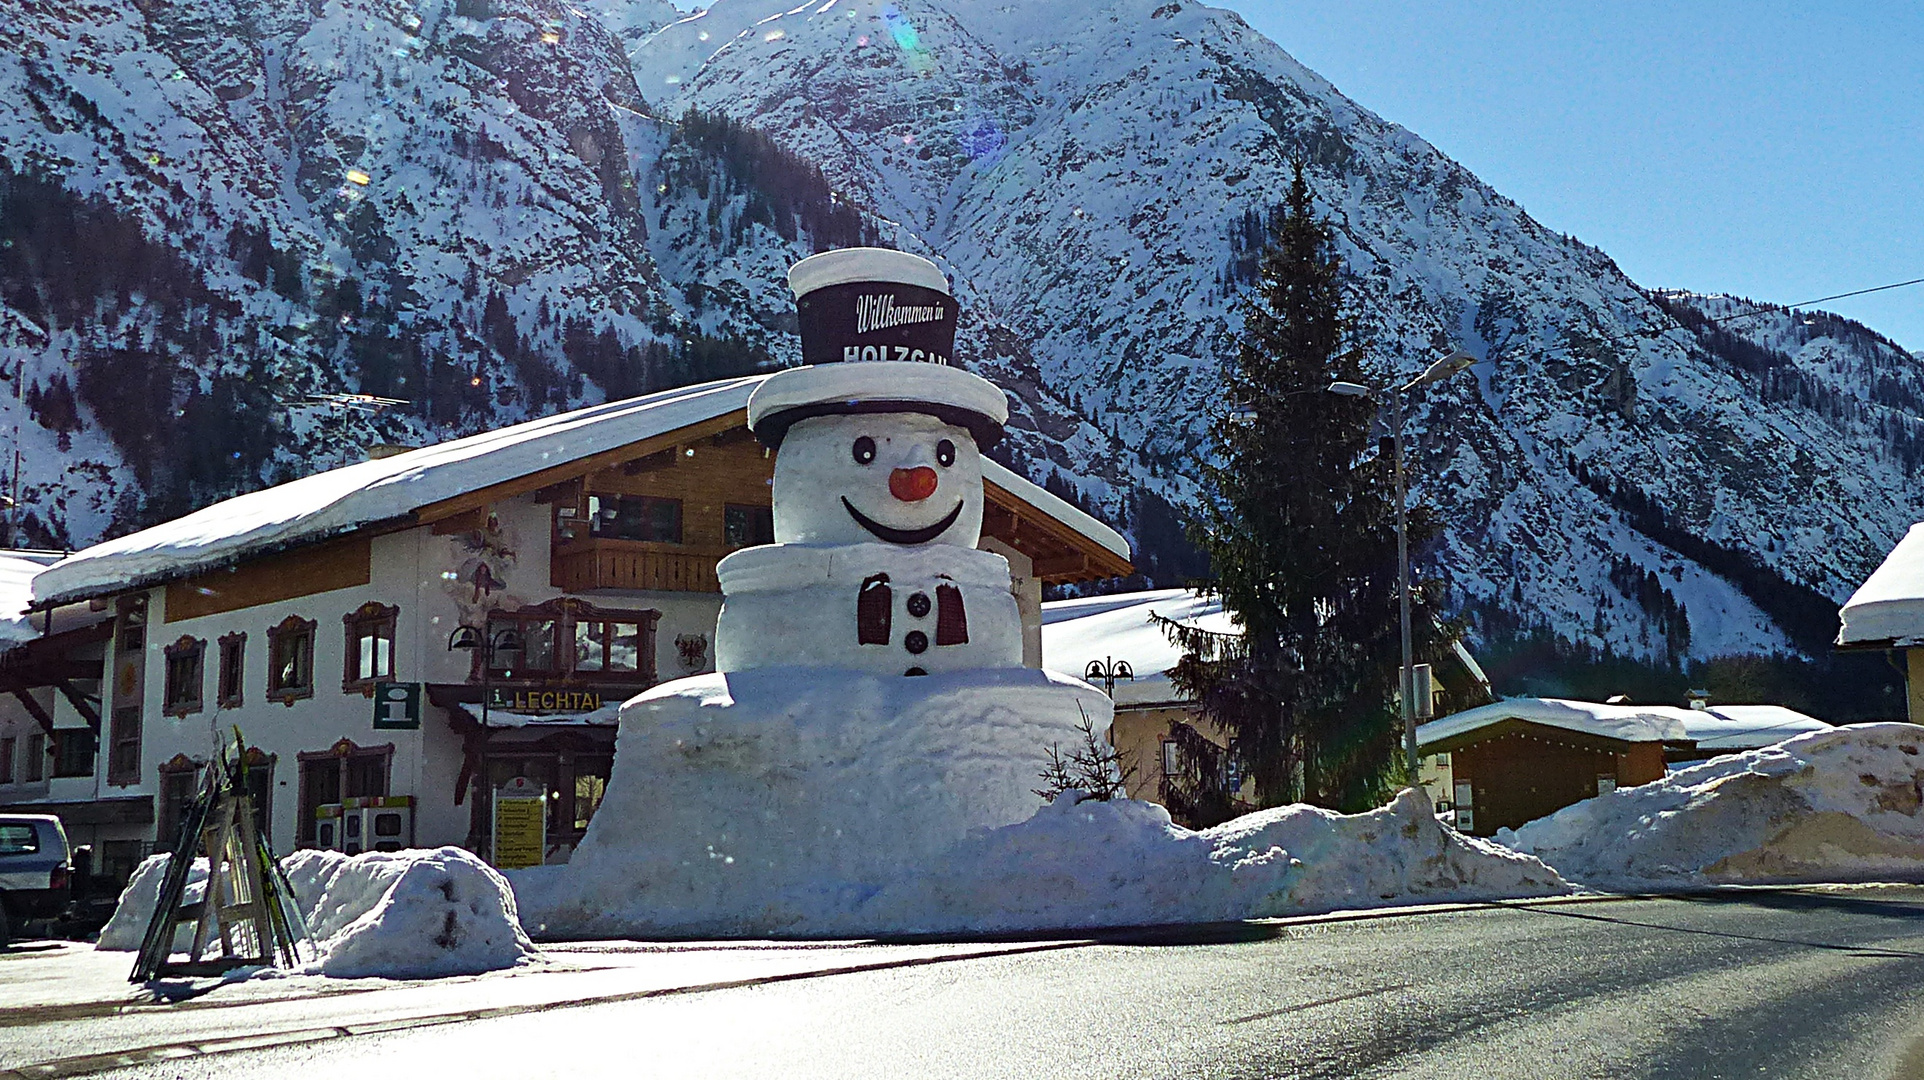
[552,540,726,594]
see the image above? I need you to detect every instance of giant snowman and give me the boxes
[551,249,1112,936]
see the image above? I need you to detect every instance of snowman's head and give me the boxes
[771,412,984,547]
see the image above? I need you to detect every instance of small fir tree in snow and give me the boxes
[1033,710,1137,804]
[1159,162,1436,819]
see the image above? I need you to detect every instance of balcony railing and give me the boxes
[552,541,726,594]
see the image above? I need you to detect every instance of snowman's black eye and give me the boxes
[936,439,956,467]
[852,436,876,465]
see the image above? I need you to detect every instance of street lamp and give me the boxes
[1084,657,1135,697]
[1328,350,1479,781]
[448,624,525,729]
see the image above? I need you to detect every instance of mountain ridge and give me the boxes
[1,0,1920,673]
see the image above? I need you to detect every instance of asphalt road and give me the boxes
[56,886,1924,1080]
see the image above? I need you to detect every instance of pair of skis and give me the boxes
[129,727,315,983]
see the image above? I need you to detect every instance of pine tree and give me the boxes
[1160,163,1432,817]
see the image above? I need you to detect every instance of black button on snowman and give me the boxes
[727,248,1024,677]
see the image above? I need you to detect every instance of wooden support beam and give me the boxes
[415,409,747,527]
[13,690,55,738]
[54,681,101,734]
[1033,553,1090,579]
[430,506,490,535]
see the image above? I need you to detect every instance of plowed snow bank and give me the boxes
[513,787,1566,938]
[1502,723,1924,886]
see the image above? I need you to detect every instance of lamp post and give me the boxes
[447,623,526,729]
[1328,349,1478,781]
[1084,657,1135,697]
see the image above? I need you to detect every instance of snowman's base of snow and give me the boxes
[547,665,1111,937]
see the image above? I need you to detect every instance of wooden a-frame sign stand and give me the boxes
[131,734,308,983]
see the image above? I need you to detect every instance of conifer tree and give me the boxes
[1160,162,1432,816]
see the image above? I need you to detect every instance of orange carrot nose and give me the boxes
[890,466,939,502]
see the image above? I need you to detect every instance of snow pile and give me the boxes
[1503,724,1924,886]
[97,857,209,953]
[516,787,1566,938]
[98,847,536,978]
[528,666,1110,939]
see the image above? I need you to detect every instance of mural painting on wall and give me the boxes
[445,511,522,678]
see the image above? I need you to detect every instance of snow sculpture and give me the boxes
[556,249,1113,935]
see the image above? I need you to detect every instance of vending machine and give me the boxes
[314,795,415,854]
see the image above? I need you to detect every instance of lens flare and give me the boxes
[961,119,1006,163]
[878,4,934,72]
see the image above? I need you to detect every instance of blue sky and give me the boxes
[1217,1,1924,353]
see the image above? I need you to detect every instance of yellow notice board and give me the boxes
[492,777,547,870]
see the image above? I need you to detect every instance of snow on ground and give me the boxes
[98,847,537,978]
[1502,724,1924,887]
[513,787,1567,938]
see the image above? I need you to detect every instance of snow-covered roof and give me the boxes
[1687,705,1830,750]
[0,551,62,645]
[34,375,1130,607]
[33,378,764,607]
[1837,522,1924,647]
[1040,589,1234,706]
[990,466,1130,563]
[1418,697,1693,749]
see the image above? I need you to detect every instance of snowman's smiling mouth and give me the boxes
[842,497,964,545]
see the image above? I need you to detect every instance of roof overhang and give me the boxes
[35,380,1132,607]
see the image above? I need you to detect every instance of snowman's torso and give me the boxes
[714,542,1023,675]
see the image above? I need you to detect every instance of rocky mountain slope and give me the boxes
[2,0,1921,666]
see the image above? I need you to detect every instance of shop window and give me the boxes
[24,732,44,781]
[342,602,399,690]
[723,504,774,548]
[485,599,659,683]
[59,727,99,780]
[572,621,644,672]
[163,636,205,717]
[587,494,682,543]
[0,736,12,784]
[99,840,146,885]
[483,618,557,676]
[266,615,317,704]
[217,632,246,708]
[574,772,607,832]
[297,739,390,846]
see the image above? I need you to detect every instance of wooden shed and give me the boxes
[1417,699,1694,836]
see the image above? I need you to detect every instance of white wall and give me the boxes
[125,492,729,851]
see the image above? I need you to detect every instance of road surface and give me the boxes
[13,886,1924,1079]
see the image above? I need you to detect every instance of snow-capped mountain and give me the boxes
[2,0,1920,663]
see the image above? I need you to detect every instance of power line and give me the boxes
[1709,276,1924,326]
[1458,274,1924,367]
